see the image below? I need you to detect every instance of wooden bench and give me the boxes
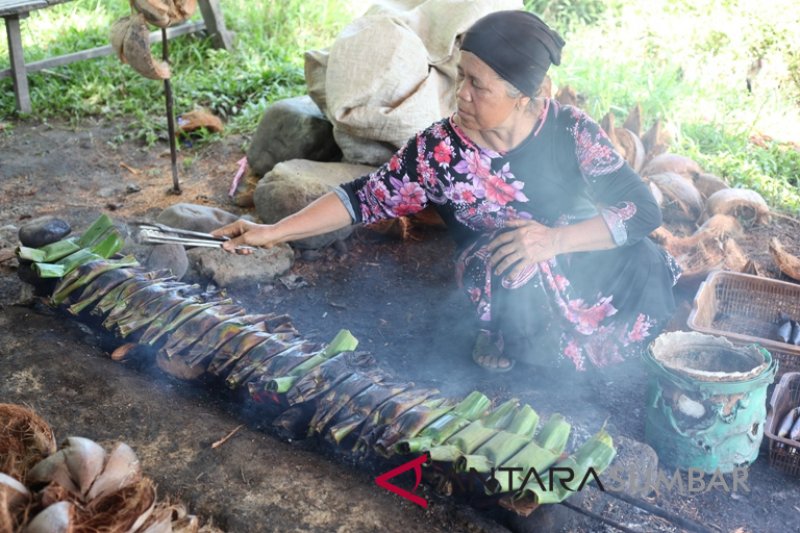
[1,0,232,113]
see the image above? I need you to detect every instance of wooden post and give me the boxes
[197,0,233,51]
[5,14,31,113]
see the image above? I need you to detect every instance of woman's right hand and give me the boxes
[211,219,282,254]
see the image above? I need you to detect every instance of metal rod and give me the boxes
[560,500,642,533]
[606,490,715,533]
[162,27,180,194]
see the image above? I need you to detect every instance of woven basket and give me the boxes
[764,372,800,476]
[687,270,800,377]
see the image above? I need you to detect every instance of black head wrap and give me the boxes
[460,10,565,97]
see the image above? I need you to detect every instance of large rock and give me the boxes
[144,243,189,280]
[254,159,376,249]
[246,95,342,178]
[156,203,241,234]
[18,216,71,248]
[186,245,294,288]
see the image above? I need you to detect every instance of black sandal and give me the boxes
[471,331,516,373]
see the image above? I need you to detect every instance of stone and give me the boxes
[156,203,241,234]
[0,224,18,249]
[144,243,189,280]
[246,95,342,178]
[186,245,294,288]
[254,159,376,249]
[18,216,71,248]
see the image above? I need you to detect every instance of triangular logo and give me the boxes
[374,453,429,508]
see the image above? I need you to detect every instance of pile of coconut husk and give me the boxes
[0,403,220,533]
[550,85,787,284]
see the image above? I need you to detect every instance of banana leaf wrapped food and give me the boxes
[282,351,377,406]
[250,329,359,393]
[225,340,319,389]
[454,405,541,473]
[325,382,410,444]
[372,398,457,457]
[426,399,520,463]
[181,315,276,368]
[395,391,492,455]
[353,387,440,453]
[67,267,147,315]
[91,272,173,318]
[53,256,140,306]
[161,304,248,359]
[138,300,231,345]
[206,331,296,378]
[115,291,204,339]
[483,414,572,494]
[307,372,385,436]
[102,280,188,331]
[514,428,616,505]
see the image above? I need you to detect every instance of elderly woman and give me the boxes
[213,10,680,372]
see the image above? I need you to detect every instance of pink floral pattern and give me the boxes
[342,101,678,371]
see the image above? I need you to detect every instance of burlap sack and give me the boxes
[305,0,522,165]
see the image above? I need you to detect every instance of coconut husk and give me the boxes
[646,180,664,207]
[111,14,170,80]
[641,153,702,181]
[555,85,580,107]
[178,109,224,135]
[80,477,157,532]
[623,103,643,137]
[0,404,57,482]
[0,473,31,533]
[651,215,741,255]
[615,128,646,173]
[706,188,770,226]
[693,172,729,199]
[671,236,748,284]
[696,214,743,240]
[769,237,800,281]
[600,111,616,139]
[641,120,672,159]
[648,172,704,223]
[24,501,75,533]
[131,0,197,28]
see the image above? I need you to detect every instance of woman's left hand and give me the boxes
[487,219,563,278]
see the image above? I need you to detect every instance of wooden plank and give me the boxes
[5,14,31,112]
[197,0,232,51]
[0,0,46,17]
[0,21,205,80]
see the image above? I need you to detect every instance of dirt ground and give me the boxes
[1,117,800,533]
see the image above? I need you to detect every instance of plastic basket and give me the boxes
[764,372,800,476]
[687,270,800,378]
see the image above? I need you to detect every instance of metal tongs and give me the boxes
[136,222,255,252]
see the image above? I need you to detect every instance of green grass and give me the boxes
[2,0,799,214]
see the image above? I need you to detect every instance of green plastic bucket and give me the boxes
[643,331,777,473]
